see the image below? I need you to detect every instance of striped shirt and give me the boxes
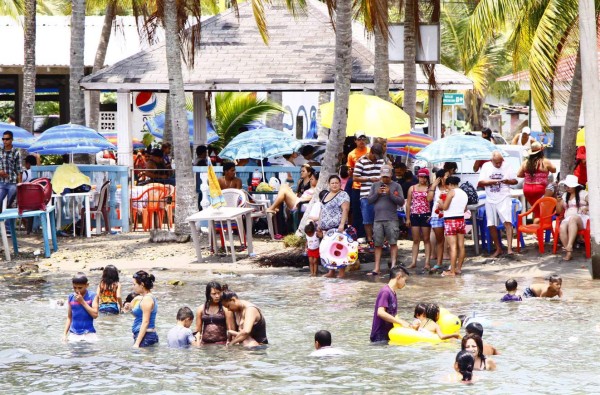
[0,148,21,184]
[354,156,384,198]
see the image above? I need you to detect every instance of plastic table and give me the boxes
[0,206,58,260]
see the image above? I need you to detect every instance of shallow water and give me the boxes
[0,271,598,394]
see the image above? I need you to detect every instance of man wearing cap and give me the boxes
[354,143,385,252]
[478,151,518,257]
[367,165,404,275]
[511,126,535,148]
[347,134,370,238]
[0,130,21,210]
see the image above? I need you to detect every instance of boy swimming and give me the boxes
[62,273,99,342]
[500,279,522,302]
[522,275,563,298]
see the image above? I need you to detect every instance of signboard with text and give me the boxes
[443,93,464,106]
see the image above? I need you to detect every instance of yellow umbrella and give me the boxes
[576,128,585,147]
[320,94,411,138]
[206,163,225,209]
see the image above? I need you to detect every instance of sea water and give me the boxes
[0,271,598,394]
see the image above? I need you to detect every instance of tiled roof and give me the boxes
[81,0,472,91]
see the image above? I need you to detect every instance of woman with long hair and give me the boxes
[405,168,432,271]
[461,333,496,371]
[195,282,235,345]
[125,271,158,348]
[96,265,122,314]
[556,175,589,261]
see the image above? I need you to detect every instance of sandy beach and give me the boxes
[0,230,592,280]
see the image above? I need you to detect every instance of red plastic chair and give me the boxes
[516,197,558,254]
[130,185,168,231]
[16,183,48,215]
[31,178,53,205]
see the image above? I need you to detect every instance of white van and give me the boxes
[455,145,526,189]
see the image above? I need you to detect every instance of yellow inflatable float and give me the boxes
[388,307,461,346]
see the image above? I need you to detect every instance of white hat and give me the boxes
[559,175,581,188]
[522,127,531,135]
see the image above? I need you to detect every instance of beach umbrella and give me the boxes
[100,132,146,149]
[319,94,411,138]
[387,146,418,160]
[28,124,116,157]
[415,134,507,164]
[388,132,433,151]
[0,122,37,149]
[218,128,302,179]
[576,128,585,147]
[145,112,219,145]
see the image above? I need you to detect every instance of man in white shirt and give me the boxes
[478,151,518,257]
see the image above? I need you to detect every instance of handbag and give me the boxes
[308,201,322,221]
[460,181,479,205]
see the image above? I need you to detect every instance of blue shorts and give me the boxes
[360,198,375,225]
[99,303,119,315]
[430,216,445,228]
[133,331,159,347]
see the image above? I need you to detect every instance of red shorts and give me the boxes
[307,248,320,258]
[444,218,466,236]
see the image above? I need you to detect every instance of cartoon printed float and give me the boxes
[319,230,359,270]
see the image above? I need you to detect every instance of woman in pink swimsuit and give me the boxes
[517,141,556,221]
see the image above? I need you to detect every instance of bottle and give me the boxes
[252,169,261,188]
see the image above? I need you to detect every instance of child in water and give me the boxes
[167,307,198,348]
[500,278,522,302]
[63,273,99,342]
[96,265,122,314]
[413,303,461,340]
[305,222,320,276]
[522,274,563,298]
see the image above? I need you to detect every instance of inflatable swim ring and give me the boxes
[319,230,359,270]
[388,308,461,345]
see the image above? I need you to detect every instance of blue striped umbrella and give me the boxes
[415,134,507,164]
[0,122,37,149]
[28,124,115,155]
[218,128,301,179]
[145,111,219,145]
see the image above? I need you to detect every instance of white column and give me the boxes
[116,90,133,167]
[84,90,91,127]
[193,91,207,150]
[428,90,442,140]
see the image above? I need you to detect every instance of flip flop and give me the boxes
[366,271,380,276]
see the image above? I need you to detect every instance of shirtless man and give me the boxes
[218,162,242,190]
[522,275,563,298]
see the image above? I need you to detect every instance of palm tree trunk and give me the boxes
[20,0,36,133]
[578,0,600,277]
[164,0,196,235]
[89,2,116,132]
[561,51,582,174]
[163,94,173,146]
[297,0,352,234]
[70,0,86,125]
[403,0,417,128]
[374,3,389,101]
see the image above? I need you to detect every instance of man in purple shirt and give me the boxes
[370,265,410,343]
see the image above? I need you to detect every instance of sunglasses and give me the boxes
[2,138,11,141]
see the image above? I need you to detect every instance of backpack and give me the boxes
[460,181,479,205]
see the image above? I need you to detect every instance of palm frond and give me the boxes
[0,0,24,18]
[465,0,523,54]
[251,0,269,44]
[528,0,579,130]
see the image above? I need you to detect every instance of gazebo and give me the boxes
[80,0,473,166]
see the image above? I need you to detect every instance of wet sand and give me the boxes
[0,230,592,280]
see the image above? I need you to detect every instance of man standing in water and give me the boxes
[370,265,410,343]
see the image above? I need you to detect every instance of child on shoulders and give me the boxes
[500,278,522,302]
[522,274,563,298]
[167,307,198,348]
[305,222,320,276]
[63,273,99,342]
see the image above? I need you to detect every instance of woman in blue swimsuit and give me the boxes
[125,271,158,348]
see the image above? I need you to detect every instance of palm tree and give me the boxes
[214,92,283,149]
[403,0,417,128]
[70,0,86,125]
[467,0,584,169]
[21,0,36,133]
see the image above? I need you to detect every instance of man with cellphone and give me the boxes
[367,165,405,275]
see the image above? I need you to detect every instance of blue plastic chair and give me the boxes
[481,198,525,253]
